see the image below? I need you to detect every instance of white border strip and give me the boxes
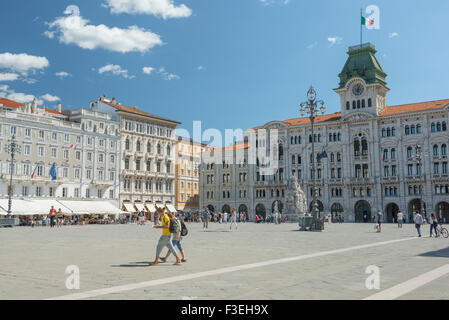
[364,264,449,300]
[48,237,416,300]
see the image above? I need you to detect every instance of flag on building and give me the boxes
[50,163,57,181]
[69,144,74,149]
[361,16,374,27]
[30,164,39,179]
[317,150,328,161]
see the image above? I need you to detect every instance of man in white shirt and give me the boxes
[414,211,424,237]
[397,211,404,228]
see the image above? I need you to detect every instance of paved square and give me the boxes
[1,222,448,300]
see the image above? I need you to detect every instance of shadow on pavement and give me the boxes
[419,246,449,258]
[111,261,151,268]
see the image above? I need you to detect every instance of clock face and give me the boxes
[352,83,365,96]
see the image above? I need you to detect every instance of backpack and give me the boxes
[181,221,188,236]
[169,218,180,234]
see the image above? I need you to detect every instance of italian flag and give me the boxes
[362,16,374,26]
[30,164,39,179]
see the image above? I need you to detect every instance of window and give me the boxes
[434,145,439,156]
[434,163,440,174]
[38,146,44,157]
[24,145,31,155]
[25,128,31,137]
[136,159,141,171]
[51,148,57,158]
[407,147,413,159]
[76,151,81,160]
[98,153,104,163]
[125,139,130,150]
[136,140,141,152]
[36,187,42,197]
[64,134,70,142]
[346,101,350,110]
[368,98,372,107]
[147,142,151,153]
[405,125,410,135]
[442,144,447,156]
[39,130,45,139]
[63,150,69,159]
[431,123,436,132]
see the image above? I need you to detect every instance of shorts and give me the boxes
[172,240,183,251]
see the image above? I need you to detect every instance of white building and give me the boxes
[0,98,121,208]
[91,97,180,213]
[200,43,449,223]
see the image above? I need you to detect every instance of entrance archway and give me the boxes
[385,203,399,223]
[331,203,344,220]
[238,204,248,214]
[271,200,283,214]
[355,200,371,222]
[222,205,231,213]
[436,202,449,223]
[408,199,426,221]
[256,203,266,219]
[309,200,324,215]
[207,205,215,213]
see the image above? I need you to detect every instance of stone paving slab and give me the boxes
[0,222,448,300]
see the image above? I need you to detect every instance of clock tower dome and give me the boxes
[334,43,389,119]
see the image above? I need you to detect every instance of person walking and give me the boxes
[397,211,404,228]
[223,211,228,224]
[49,206,56,228]
[203,207,209,229]
[230,208,238,230]
[376,210,383,233]
[414,211,424,237]
[160,213,187,263]
[151,208,181,266]
[430,213,439,237]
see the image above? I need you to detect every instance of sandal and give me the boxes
[159,257,167,263]
[181,259,187,263]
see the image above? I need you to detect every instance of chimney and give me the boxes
[57,102,62,113]
[111,97,117,104]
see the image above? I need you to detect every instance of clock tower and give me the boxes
[334,43,389,119]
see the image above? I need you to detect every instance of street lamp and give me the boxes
[5,135,21,217]
[415,145,426,219]
[300,86,325,220]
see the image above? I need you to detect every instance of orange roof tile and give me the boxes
[380,99,449,116]
[0,98,24,108]
[101,100,181,124]
[207,142,250,153]
[44,108,65,116]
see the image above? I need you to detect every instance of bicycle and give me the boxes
[436,224,449,238]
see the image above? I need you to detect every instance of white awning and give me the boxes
[155,203,165,209]
[59,200,123,216]
[30,200,72,215]
[135,203,146,212]
[0,199,54,216]
[166,204,177,213]
[123,202,137,213]
[146,203,156,213]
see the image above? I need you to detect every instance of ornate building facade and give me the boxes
[200,43,449,223]
[0,98,120,202]
[91,97,180,212]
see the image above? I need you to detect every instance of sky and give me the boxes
[1,0,448,145]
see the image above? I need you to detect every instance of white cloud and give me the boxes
[389,32,399,38]
[142,66,154,74]
[56,71,72,78]
[157,67,180,80]
[259,0,290,5]
[197,65,204,71]
[47,5,163,53]
[0,53,49,75]
[41,94,60,102]
[43,31,55,39]
[327,36,343,47]
[0,85,43,105]
[104,0,192,19]
[306,42,317,49]
[0,73,20,82]
[98,64,134,79]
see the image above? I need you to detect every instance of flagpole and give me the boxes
[360,8,363,48]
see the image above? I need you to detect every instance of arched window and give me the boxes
[437,122,442,132]
[337,152,341,162]
[295,136,298,144]
[392,127,396,136]
[361,137,368,155]
[330,153,335,163]
[354,139,360,156]
[337,133,341,141]
[362,99,366,108]
[147,142,151,152]
[407,147,413,158]
[167,145,171,156]
[387,128,391,136]
[291,137,294,144]
[125,138,130,150]
[357,100,361,108]
[329,133,333,142]
[136,140,141,152]
[442,144,447,156]
[391,148,396,159]
[346,101,350,110]
[443,122,447,131]
[405,125,410,135]
[278,143,284,160]
[382,128,386,137]
[157,143,161,154]
[368,98,372,107]
[352,101,356,109]
[431,123,436,132]
[411,125,416,134]
[416,124,422,134]
[433,145,439,156]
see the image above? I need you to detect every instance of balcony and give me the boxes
[124,150,133,158]
[135,152,144,158]
[92,179,114,186]
[121,169,134,176]
[382,176,399,183]
[146,153,155,160]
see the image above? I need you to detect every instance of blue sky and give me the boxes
[0,0,448,142]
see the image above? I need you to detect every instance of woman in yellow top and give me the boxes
[152,208,182,266]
